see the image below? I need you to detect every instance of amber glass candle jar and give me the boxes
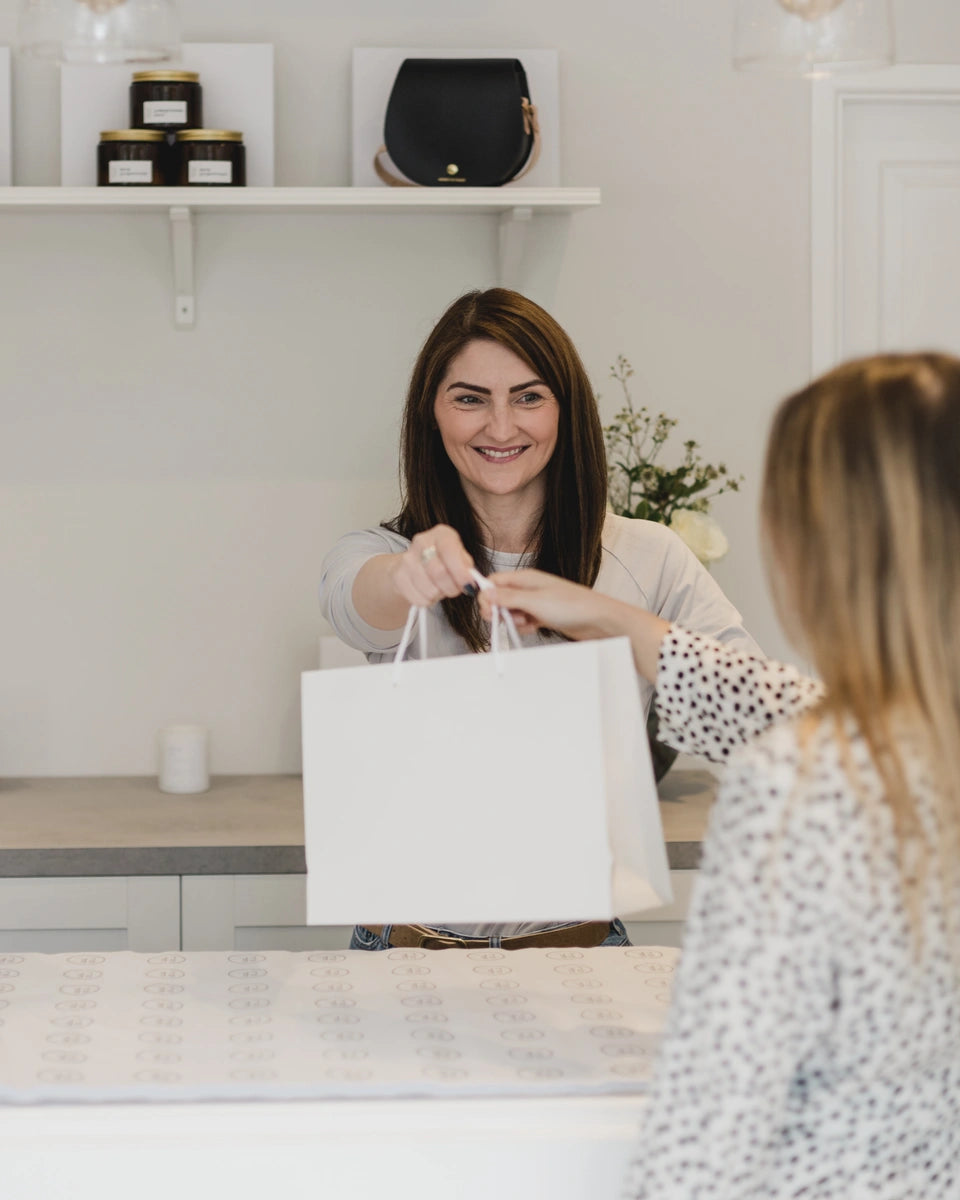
[174,130,246,186]
[97,130,167,186]
[130,70,202,133]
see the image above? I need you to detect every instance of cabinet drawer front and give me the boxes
[0,877,179,952]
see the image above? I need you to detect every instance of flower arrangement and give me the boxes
[603,356,743,565]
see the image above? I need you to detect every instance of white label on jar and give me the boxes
[143,100,187,124]
[108,160,153,183]
[188,160,233,184]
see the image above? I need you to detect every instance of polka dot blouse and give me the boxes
[625,627,959,1200]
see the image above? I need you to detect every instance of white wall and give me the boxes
[1,0,956,776]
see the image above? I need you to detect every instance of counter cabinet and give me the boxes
[179,870,697,951]
[0,871,696,954]
[0,770,714,952]
[0,875,179,953]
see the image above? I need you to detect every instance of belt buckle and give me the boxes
[404,924,473,950]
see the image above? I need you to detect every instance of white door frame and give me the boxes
[811,64,960,374]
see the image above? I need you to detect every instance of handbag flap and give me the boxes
[383,58,534,187]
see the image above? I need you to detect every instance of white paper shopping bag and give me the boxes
[301,633,671,926]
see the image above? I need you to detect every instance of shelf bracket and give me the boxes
[169,205,195,329]
[498,206,533,288]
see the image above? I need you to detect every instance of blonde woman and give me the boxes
[484,352,960,1199]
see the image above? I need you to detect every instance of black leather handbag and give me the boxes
[374,58,541,188]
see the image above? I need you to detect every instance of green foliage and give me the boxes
[602,356,743,524]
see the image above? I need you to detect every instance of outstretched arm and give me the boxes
[352,524,475,631]
[484,568,670,681]
[484,569,822,762]
[321,524,478,649]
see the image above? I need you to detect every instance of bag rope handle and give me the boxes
[373,98,541,188]
[392,568,521,683]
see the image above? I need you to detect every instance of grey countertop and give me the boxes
[0,769,717,877]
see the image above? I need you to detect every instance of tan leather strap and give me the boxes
[372,99,541,188]
[512,97,542,182]
[372,146,417,187]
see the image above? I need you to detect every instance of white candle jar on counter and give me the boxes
[159,724,209,794]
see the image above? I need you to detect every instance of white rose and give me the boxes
[669,510,729,565]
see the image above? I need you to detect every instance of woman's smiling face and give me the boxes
[433,339,560,508]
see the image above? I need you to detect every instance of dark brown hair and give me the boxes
[384,288,608,650]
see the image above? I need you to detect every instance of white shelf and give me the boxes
[0,186,601,327]
[0,185,600,213]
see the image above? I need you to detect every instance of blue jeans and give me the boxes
[349,919,630,951]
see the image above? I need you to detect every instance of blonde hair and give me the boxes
[762,352,960,934]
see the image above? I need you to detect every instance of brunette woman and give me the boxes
[320,287,760,952]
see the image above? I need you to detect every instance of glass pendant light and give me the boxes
[733,0,894,76]
[17,0,180,65]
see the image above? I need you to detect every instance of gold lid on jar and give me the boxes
[132,70,200,83]
[175,129,244,142]
[100,129,166,142]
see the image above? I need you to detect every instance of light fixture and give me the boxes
[17,0,180,65]
[733,0,894,76]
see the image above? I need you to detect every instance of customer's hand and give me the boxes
[391,524,476,608]
[482,569,670,683]
[481,569,615,638]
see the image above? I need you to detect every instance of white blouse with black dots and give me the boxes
[626,627,959,1200]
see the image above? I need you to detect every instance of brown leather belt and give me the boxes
[364,921,613,951]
